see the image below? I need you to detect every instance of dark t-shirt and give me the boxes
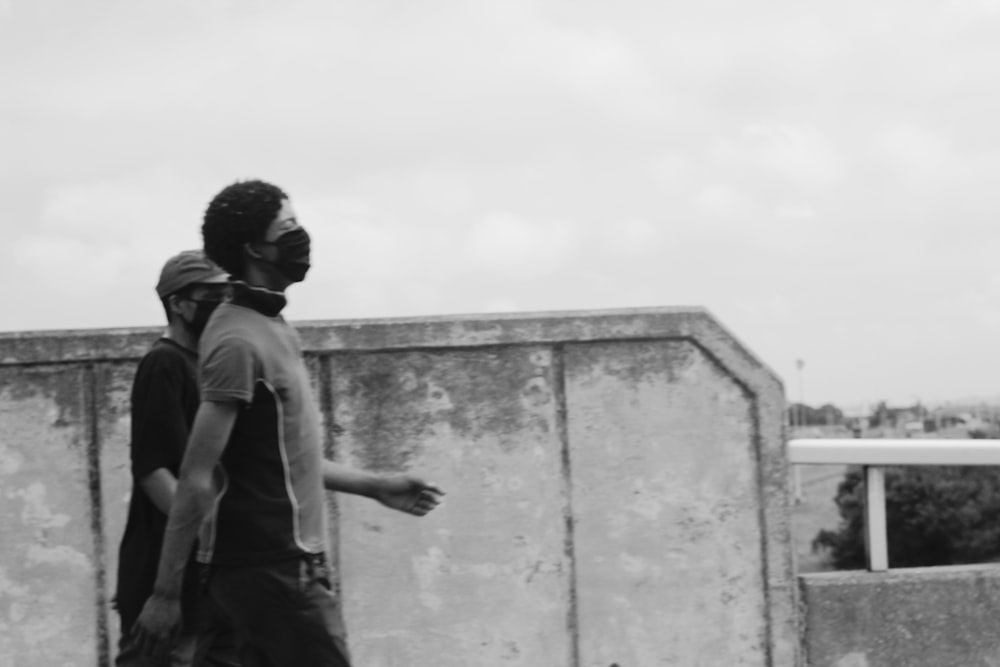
[196,283,329,566]
[114,338,201,633]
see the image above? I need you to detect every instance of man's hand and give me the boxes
[372,476,445,516]
[128,592,183,663]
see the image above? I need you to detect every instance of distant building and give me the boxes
[869,402,926,431]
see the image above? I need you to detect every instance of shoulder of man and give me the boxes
[200,301,261,339]
[136,338,192,374]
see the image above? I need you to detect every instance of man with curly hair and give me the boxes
[133,180,444,667]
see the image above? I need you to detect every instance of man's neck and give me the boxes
[164,321,197,352]
[242,264,291,293]
[229,281,288,317]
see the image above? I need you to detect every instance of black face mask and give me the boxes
[262,227,311,283]
[184,299,222,334]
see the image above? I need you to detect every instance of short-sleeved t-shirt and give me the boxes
[115,338,201,632]
[195,283,329,566]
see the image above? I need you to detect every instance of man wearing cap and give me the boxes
[114,250,237,666]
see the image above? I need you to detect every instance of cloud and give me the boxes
[36,173,199,242]
[600,219,663,256]
[713,123,846,189]
[873,123,957,184]
[5,0,1000,405]
[960,271,1000,333]
[692,184,754,222]
[296,196,416,282]
[2,0,672,180]
[461,212,580,277]
[775,204,817,221]
[0,166,216,329]
[480,297,522,313]
[953,0,1000,18]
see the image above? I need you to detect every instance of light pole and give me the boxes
[793,358,805,503]
[796,358,806,430]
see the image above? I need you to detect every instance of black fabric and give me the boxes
[206,555,351,667]
[228,280,286,317]
[114,338,201,635]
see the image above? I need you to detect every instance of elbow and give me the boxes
[177,472,217,515]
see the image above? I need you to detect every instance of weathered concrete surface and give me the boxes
[567,340,769,666]
[333,347,572,666]
[96,363,137,653]
[800,565,1000,667]
[0,307,795,667]
[0,366,101,666]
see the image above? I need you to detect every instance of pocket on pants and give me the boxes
[299,553,333,593]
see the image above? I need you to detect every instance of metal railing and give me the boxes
[788,438,1000,571]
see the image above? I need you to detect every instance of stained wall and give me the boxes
[0,308,794,666]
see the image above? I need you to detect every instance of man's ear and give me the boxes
[167,294,185,318]
[244,241,264,260]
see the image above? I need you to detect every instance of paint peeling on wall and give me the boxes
[0,437,26,476]
[10,482,72,529]
[337,345,574,666]
[335,347,558,471]
[566,339,768,666]
[95,361,141,657]
[25,544,93,571]
[0,365,98,667]
[0,312,796,667]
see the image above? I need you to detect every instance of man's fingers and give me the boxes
[414,494,440,508]
[420,482,445,497]
[132,627,156,658]
[138,628,164,658]
[410,495,442,515]
[145,633,176,665]
[382,477,445,515]
[132,621,179,664]
[146,638,166,664]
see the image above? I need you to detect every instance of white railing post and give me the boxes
[863,465,888,571]
[788,438,1000,572]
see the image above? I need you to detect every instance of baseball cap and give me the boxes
[155,250,228,299]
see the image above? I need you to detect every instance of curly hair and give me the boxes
[202,179,288,278]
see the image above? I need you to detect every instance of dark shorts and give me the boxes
[205,553,351,667]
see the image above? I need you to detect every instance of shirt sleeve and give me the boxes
[130,350,189,480]
[199,334,257,404]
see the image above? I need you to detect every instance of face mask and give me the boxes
[263,227,311,283]
[185,299,222,334]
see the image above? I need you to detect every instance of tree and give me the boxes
[787,403,845,427]
[812,465,1000,569]
[869,401,890,428]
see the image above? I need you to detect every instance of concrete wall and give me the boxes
[800,565,1000,667]
[0,307,796,667]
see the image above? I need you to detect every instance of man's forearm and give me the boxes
[151,476,213,598]
[322,461,444,516]
[139,468,178,516]
[321,460,379,496]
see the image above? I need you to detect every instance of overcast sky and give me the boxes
[3,0,1000,407]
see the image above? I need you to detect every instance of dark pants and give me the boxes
[206,553,351,667]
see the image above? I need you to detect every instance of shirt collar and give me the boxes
[229,280,287,317]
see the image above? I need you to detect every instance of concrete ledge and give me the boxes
[0,307,769,373]
[800,565,1000,667]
